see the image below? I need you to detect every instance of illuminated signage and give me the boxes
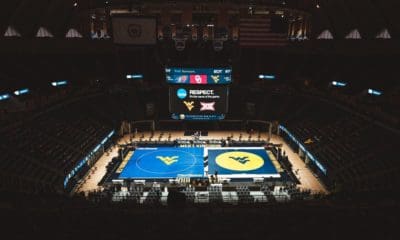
[166,67,232,84]
[331,81,347,87]
[64,130,115,188]
[126,74,143,79]
[367,89,382,96]
[14,88,29,96]
[258,74,276,80]
[51,81,68,87]
[279,125,327,175]
[0,94,10,101]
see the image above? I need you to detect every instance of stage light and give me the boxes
[73,2,78,7]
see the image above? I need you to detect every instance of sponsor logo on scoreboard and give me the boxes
[177,88,187,99]
[171,113,225,120]
[187,89,220,99]
[183,101,195,111]
[190,74,207,84]
[174,75,188,83]
[200,102,216,111]
[210,75,220,83]
[189,89,214,95]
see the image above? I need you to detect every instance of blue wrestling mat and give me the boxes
[119,147,204,179]
[207,147,280,178]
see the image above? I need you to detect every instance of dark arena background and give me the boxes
[0,0,400,239]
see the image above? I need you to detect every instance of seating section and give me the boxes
[129,184,144,203]
[1,84,399,196]
[208,185,223,203]
[260,184,276,202]
[280,97,400,192]
[236,186,254,204]
[143,186,162,205]
[0,94,119,193]
[184,186,196,203]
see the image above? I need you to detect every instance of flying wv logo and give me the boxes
[156,156,179,165]
[183,101,195,111]
[211,75,220,83]
[229,156,250,164]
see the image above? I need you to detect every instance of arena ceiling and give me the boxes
[0,0,399,39]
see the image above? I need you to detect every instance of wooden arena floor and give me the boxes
[75,131,328,195]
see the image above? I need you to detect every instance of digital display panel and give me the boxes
[171,113,226,121]
[165,67,232,85]
[169,85,229,118]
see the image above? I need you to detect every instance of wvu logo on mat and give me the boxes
[229,156,250,164]
[156,156,179,166]
[183,101,195,111]
[216,151,264,171]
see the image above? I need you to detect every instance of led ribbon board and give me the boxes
[166,67,232,85]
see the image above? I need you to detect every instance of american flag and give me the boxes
[239,17,288,47]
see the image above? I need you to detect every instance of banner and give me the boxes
[112,17,156,45]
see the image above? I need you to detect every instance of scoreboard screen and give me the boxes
[167,67,231,121]
[169,85,229,113]
[165,67,232,85]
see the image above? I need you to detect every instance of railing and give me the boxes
[64,130,115,189]
[86,190,323,206]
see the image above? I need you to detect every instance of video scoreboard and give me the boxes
[166,67,231,120]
